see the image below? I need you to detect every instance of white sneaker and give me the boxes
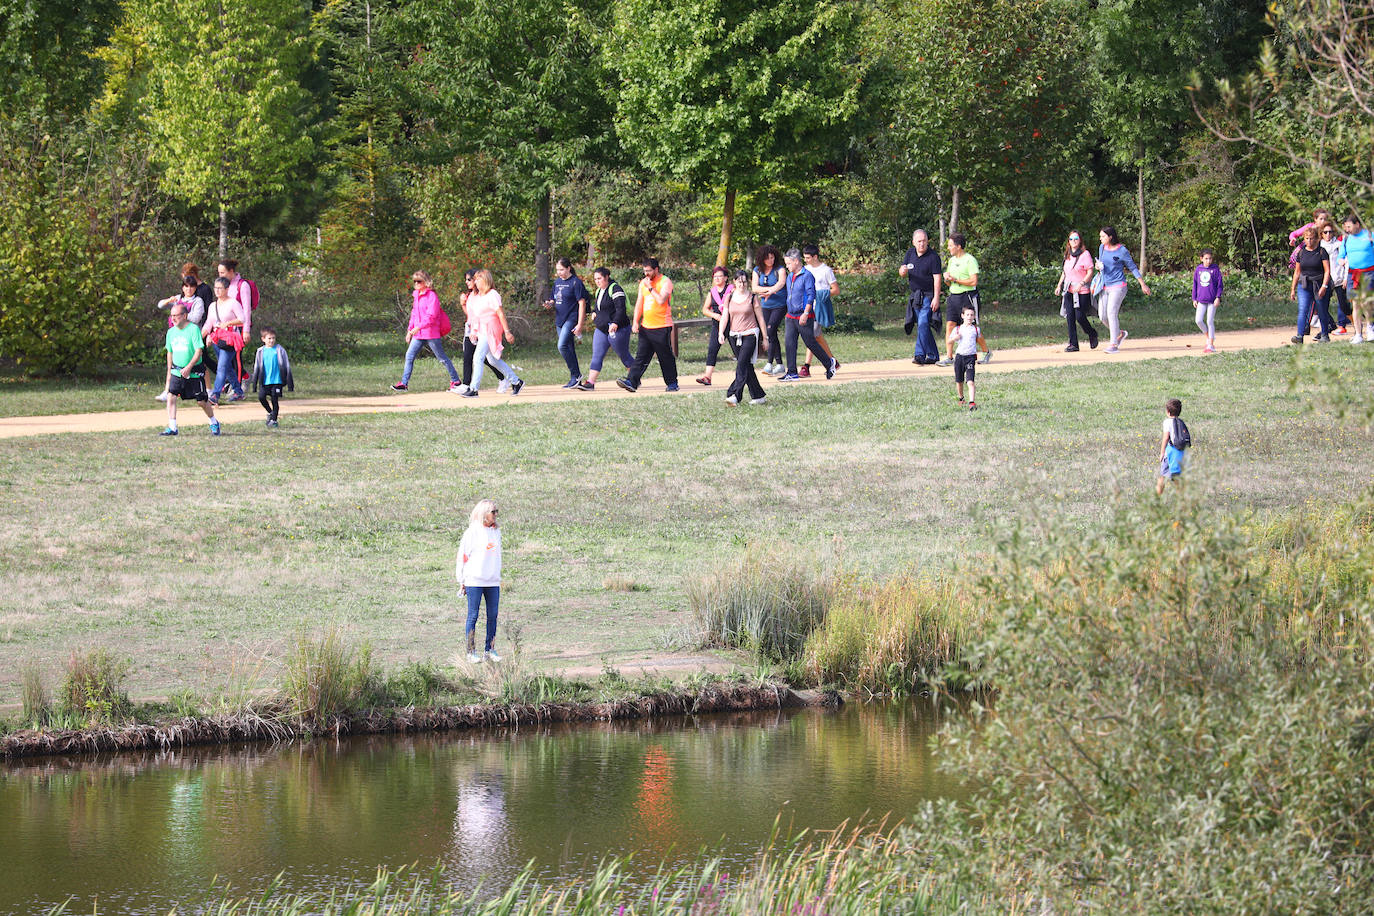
[1353,335,1366,345]
[1366,327,1374,342]
[485,650,502,662]
[750,396,767,405]
[466,651,481,663]
[496,378,511,394]
[725,394,739,406]
[155,391,170,402]
[453,383,470,394]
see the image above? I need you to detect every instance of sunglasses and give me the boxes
[412,279,424,285]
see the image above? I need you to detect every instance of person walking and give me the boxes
[155,275,209,402]
[720,269,769,406]
[779,248,835,381]
[217,259,253,344]
[616,258,678,393]
[696,267,732,386]
[462,270,524,397]
[457,499,503,664]
[392,270,461,392]
[800,244,840,377]
[752,245,788,376]
[545,258,588,388]
[946,302,990,411]
[181,262,215,318]
[250,327,294,427]
[578,267,634,391]
[1192,249,1223,353]
[1341,214,1374,343]
[458,269,509,394]
[900,229,943,364]
[159,302,219,436]
[1318,222,1351,335]
[1289,226,1333,344]
[1097,226,1151,353]
[1055,230,1099,352]
[940,233,982,366]
[204,276,247,404]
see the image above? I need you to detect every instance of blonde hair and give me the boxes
[412,269,432,285]
[469,498,498,529]
[474,269,494,291]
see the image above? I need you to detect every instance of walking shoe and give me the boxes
[1203,345,1216,354]
[562,378,580,389]
[968,400,978,411]
[265,418,273,428]
[1317,333,1331,342]
[749,396,767,405]
[390,382,408,391]
[155,391,170,402]
[761,361,774,375]
[798,364,811,377]
[510,378,525,395]
[1336,325,1348,334]
[725,394,739,406]
[912,357,925,364]
[460,389,478,398]
[1366,327,1374,342]
[1088,332,1099,349]
[1353,335,1366,345]
[615,378,637,392]
[450,381,466,393]
[208,394,220,406]
[1104,345,1120,354]
[936,357,953,367]
[267,418,279,428]
[1064,345,1079,353]
[485,650,502,663]
[1291,335,1304,344]
[228,392,245,402]
[664,383,679,392]
[466,651,481,664]
[159,427,177,436]
[696,376,712,386]
[825,359,837,380]
[980,350,992,364]
[778,373,801,381]
[209,420,221,436]
[496,378,512,394]
[575,379,595,391]
[1117,329,1129,344]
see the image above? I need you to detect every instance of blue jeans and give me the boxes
[402,337,459,385]
[465,585,500,651]
[213,345,242,398]
[914,293,939,361]
[470,335,517,391]
[557,320,581,381]
[590,327,633,373]
[1296,282,1334,337]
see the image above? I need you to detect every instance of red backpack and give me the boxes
[243,278,260,311]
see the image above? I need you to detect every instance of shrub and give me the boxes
[20,663,50,726]
[377,661,461,708]
[688,545,836,662]
[59,649,132,724]
[903,490,1374,912]
[280,628,380,723]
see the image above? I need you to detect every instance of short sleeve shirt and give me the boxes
[551,275,589,326]
[806,263,837,291]
[947,253,979,293]
[955,324,980,356]
[904,248,943,294]
[1295,245,1329,281]
[638,275,673,329]
[165,323,204,372]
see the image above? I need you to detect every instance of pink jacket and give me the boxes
[409,288,445,339]
[229,276,252,340]
[466,290,506,358]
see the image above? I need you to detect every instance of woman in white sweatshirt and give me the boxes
[457,499,503,663]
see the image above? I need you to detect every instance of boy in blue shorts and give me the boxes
[1156,398,1190,494]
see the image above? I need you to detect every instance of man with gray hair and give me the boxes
[779,248,836,381]
[899,229,943,364]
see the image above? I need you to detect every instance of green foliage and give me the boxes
[280,627,381,723]
[19,663,50,726]
[59,649,132,724]
[375,661,461,708]
[0,119,147,374]
[0,0,119,117]
[905,492,1374,911]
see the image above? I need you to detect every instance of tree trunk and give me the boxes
[949,186,961,236]
[1136,163,1148,274]
[744,240,754,272]
[534,189,552,308]
[934,183,947,247]
[218,204,228,258]
[716,187,736,268]
[586,238,596,268]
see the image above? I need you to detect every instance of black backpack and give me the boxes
[1169,417,1191,450]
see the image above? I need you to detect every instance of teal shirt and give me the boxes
[261,345,282,385]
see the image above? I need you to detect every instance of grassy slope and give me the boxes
[0,292,1292,418]
[1,342,1365,704]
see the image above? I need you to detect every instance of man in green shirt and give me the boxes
[941,233,982,366]
[162,304,220,436]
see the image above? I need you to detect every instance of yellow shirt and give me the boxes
[638,274,674,329]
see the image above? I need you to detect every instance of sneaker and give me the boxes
[763,362,776,375]
[1336,326,1348,335]
[696,376,712,386]
[390,383,408,391]
[485,650,502,663]
[575,379,595,391]
[1089,333,1100,349]
[209,420,221,436]
[1291,335,1304,345]
[826,359,838,380]
[208,394,220,406]
[1366,327,1374,342]
[228,392,244,402]
[510,378,525,395]
[1353,335,1366,345]
[779,372,801,381]
[725,394,739,406]
[1317,333,1331,342]
[615,378,637,392]
[798,365,811,377]
[159,427,177,436]
[1104,345,1119,354]
[466,651,481,664]
[267,419,278,428]
[496,378,512,394]
[451,381,467,393]
[664,383,679,392]
[968,401,978,411]
[912,357,925,364]
[1203,345,1216,354]
[460,389,478,398]
[749,396,767,405]
[155,391,170,402]
[1117,329,1129,344]
[936,358,953,367]
[980,351,992,364]
[1064,345,1079,353]
[265,418,273,428]
[562,378,579,389]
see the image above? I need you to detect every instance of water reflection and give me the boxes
[0,702,964,914]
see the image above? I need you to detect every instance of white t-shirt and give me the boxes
[456,525,502,587]
[955,324,980,356]
[806,263,837,291]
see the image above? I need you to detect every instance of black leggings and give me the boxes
[1063,291,1098,348]
[726,334,766,400]
[762,308,785,363]
[258,383,283,420]
[704,313,723,367]
[462,336,506,386]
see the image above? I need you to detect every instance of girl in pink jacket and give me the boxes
[391,270,461,392]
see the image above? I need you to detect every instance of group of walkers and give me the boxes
[1286,209,1374,344]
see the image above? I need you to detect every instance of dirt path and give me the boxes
[0,327,1302,439]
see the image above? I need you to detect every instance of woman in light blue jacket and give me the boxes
[1096,226,1151,353]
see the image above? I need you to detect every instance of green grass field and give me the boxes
[0,336,1367,706]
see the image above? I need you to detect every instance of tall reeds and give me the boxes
[280,627,380,724]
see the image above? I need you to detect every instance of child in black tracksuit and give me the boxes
[250,328,294,427]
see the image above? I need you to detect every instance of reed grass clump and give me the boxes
[280,628,380,723]
[59,649,131,724]
[20,663,50,726]
[688,545,837,661]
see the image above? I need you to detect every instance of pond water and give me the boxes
[0,701,965,914]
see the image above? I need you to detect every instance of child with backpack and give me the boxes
[1157,398,1191,494]
[250,328,294,428]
